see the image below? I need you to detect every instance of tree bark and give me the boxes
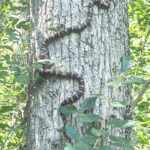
[26,0,131,149]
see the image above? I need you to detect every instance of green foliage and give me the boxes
[107,119,137,128]
[101,145,113,150]
[129,0,150,149]
[0,0,30,149]
[60,105,78,115]
[61,94,135,150]
[77,113,102,123]
[65,125,80,139]
[120,57,132,73]
[110,101,126,109]
[79,96,97,111]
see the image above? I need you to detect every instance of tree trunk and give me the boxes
[26,0,131,149]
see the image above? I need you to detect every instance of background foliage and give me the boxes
[129,0,150,149]
[0,0,149,149]
[0,0,32,149]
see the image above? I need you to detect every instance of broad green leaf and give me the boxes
[15,74,29,83]
[21,24,30,30]
[60,105,78,115]
[125,77,147,84]
[73,142,94,150]
[12,18,19,26]
[139,133,149,144]
[96,94,107,99]
[65,125,80,139]
[0,67,7,71]
[16,20,28,29]
[77,114,102,123]
[138,101,149,107]
[12,67,20,72]
[107,81,117,90]
[110,136,131,145]
[112,142,134,150]
[101,145,113,150]
[35,64,43,70]
[0,71,8,79]
[0,45,13,51]
[86,127,109,137]
[80,97,97,111]
[110,101,126,109]
[64,143,74,150]
[0,106,15,114]
[120,57,132,73]
[77,135,97,146]
[107,119,137,128]
[0,124,10,129]
[24,35,34,41]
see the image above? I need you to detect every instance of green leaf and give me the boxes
[110,136,133,148]
[0,67,7,70]
[139,133,149,144]
[17,129,23,135]
[110,101,126,109]
[73,143,94,150]
[101,145,113,150]
[96,94,107,99]
[24,35,34,41]
[107,81,117,90]
[107,119,137,128]
[138,101,149,107]
[37,59,55,69]
[120,57,132,73]
[86,127,109,137]
[77,135,97,146]
[80,97,97,111]
[77,114,102,123]
[64,143,74,150]
[125,77,147,84]
[112,143,134,150]
[60,105,78,115]
[0,45,13,51]
[112,67,117,73]
[0,106,15,114]
[16,20,28,28]
[12,18,19,26]
[65,125,80,139]
[15,74,29,83]
[0,124,10,129]
[35,64,43,70]
[0,71,8,79]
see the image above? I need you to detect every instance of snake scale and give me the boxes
[38,0,110,124]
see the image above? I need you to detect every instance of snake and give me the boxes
[38,0,110,124]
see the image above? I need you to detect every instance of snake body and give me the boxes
[38,0,110,124]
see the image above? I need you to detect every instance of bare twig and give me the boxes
[129,79,150,115]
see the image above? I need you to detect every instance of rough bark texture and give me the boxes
[26,0,130,149]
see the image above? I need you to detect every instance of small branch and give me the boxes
[129,79,150,115]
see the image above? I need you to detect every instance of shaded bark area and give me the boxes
[26,0,130,149]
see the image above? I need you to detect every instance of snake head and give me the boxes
[97,0,110,9]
